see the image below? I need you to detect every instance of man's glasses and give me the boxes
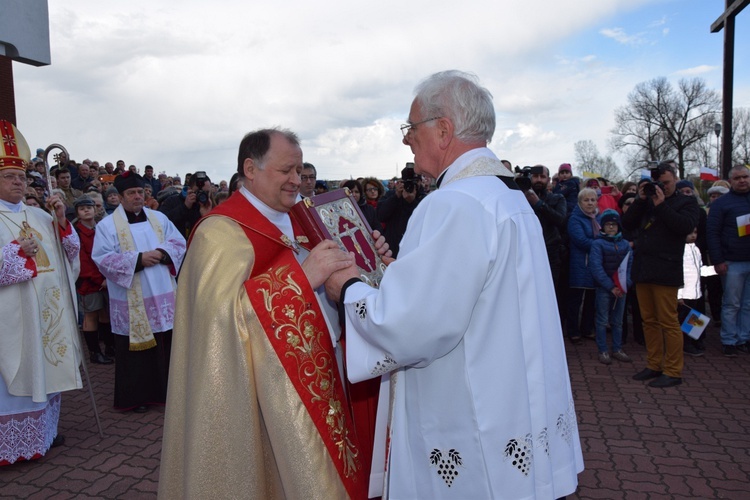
[301,175,316,182]
[400,117,442,138]
[0,173,27,183]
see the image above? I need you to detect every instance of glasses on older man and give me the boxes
[400,117,442,138]
[0,173,27,183]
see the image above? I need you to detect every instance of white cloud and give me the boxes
[673,65,719,76]
[8,0,742,183]
[599,27,647,45]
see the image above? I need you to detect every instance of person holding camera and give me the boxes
[377,165,425,257]
[621,161,700,388]
[158,170,213,237]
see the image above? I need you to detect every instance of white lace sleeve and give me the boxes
[0,241,34,287]
[61,227,80,264]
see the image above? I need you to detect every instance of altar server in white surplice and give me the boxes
[327,71,584,499]
[92,172,185,413]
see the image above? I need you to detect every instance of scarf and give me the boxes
[113,208,165,351]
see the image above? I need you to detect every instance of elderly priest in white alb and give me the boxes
[327,71,584,499]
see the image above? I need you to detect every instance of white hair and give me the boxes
[414,70,495,143]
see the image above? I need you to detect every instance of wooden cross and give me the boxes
[711,0,749,178]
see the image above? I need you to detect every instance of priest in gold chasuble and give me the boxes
[159,128,369,499]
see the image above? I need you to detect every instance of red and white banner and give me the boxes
[700,166,720,181]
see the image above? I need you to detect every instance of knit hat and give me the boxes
[599,209,620,228]
[707,186,729,196]
[0,120,31,172]
[618,192,635,209]
[113,171,145,194]
[559,163,572,173]
[105,186,119,198]
[676,180,694,191]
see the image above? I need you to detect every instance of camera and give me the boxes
[514,165,545,192]
[642,179,664,197]
[196,190,209,205]
[642,162,668,197]
[193,171,210,204]
[402,163,418,194]
[193,171,208,189]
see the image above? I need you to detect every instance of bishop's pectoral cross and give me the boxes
[711,0,749,179]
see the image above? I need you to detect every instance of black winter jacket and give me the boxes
[621,191,700,287]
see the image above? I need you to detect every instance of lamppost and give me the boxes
[714,122,722,172]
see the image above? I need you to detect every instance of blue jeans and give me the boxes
[595,287,626,353]
[720,261,750,346]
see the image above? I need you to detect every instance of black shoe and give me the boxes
[632,368,662,381]
[133,405,148,413]
[723,345,738,357]
[648,375,682,388]
[90,352,114,365]
[683,343,704,357]
[736,343,750,354]
[51,435,65,448]
[104,346,116,357]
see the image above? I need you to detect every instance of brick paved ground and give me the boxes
[1,323,749,499]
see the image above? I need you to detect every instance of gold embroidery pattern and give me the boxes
[255,264,360,478]
[40,286,69,366]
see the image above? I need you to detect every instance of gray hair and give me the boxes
[414,70,495,143]
[578,187,597,203]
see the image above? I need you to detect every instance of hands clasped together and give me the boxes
[300,230,392,302]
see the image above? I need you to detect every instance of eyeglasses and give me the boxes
[400,116,442,138]
[0,173,27,183]
[366,187,379,193]
[301,175,316,182]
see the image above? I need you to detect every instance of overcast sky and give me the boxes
[12,0,750,183]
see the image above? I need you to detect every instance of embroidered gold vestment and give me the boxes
[159,193,367,499]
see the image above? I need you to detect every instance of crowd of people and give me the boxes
[516,159,750,389]
[2,69,749,499]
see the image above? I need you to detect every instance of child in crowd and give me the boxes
[74,196,115,364]
[678,227,705,356]
[589,209,633,365]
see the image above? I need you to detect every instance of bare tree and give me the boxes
[732,107,750,166]
[574,140,622,181]
[610,77,721,178]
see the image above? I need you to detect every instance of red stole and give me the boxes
[190,192,368,499]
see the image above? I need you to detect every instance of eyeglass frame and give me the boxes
[400,116,442,138]
[0,172,28,183]
[300,175,316,182]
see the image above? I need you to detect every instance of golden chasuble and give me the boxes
[198,194,368,499]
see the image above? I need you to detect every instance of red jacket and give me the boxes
[74,221,105,295]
